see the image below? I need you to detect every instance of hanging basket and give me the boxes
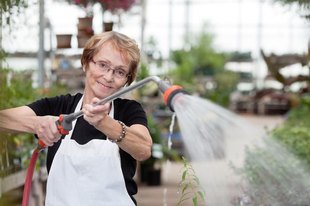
[56,34,72,49]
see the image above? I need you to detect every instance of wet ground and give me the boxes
[0,114,284,206]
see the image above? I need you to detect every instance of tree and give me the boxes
[0,0,31,67]
[261,49,309,91]
[272,0,310,20]
[0,0,29,27]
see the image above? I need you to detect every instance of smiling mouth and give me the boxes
[97,81,113,89]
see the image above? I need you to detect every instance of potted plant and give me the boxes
[64,0,96,47]
[65,0,136,31]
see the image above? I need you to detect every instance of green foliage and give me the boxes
[204,70,240,107]
[231,139,310,206]
[170,57,196,94]
[270,93,310,164]
[0,68,68,177]
[231,93,310,205]
[272,0,310,20]
[273,0,310,9]
[171,24,227,78]
[145,36,163,68]
[137,62,149,81]
[177,157,206,206]
[0,0,29,27]
[170,23,230,99]
[143,114,182,168]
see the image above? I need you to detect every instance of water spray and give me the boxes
[22,76,188,206]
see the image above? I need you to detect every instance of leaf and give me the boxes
[182,156,187,167]
[188,167,195,174]
[180,192,191,200]
[182,170,187,181]
[198,185,206,194]
[198,191,205,202]
[177,197,190,206]
[182,183,189,194]
[192,196,198,206]
[193,176,200,185]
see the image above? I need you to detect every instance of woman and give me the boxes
[0,31,152,205]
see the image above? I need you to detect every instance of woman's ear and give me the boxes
[82,66,86,72]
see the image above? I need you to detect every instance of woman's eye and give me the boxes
[98,63,106,68]
[116,70,125,76]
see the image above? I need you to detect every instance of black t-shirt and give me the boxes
[27,93,148,205]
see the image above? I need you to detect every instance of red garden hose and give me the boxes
[22,141,46,206]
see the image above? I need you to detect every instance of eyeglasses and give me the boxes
[91,59,130,79]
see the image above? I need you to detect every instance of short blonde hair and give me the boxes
[81,31,140,85]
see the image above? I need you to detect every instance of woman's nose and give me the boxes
[103,69,114,80]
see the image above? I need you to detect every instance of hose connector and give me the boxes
[163,85,189,112]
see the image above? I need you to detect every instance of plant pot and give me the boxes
[146,169,161,186]
[77,29,94,37]
[139,162,149,183]
[103,22,113,32]
[56,34,72,49]
[77,36,91,48]
[78,17,93,31]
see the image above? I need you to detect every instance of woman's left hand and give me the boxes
[82,98,110,126]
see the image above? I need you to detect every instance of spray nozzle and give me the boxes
[155,79,189,112]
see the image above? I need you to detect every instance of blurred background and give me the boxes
[1,0,310,205]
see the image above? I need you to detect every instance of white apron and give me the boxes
[45,97,135,206]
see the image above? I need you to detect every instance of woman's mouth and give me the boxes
[97,81,113,91]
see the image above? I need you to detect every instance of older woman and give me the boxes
[0,31,152,205]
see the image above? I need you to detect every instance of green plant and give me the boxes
[170,23,231,100]
[269,93,310,164]
[272,0,310,20]
[0,69,68,177]
[177,157,206,206]
[230,139,310,206]
[230,93,310,205]
[0,0,29,27]
[204,70,240,107]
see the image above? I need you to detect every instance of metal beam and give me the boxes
[38,0,45,88]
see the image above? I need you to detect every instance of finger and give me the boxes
[50,124,62,142]
[38,133,53,146]
[83,105,97,116]
[84,104,94,113]
[86,111,94,117]
[91,97,101,105]
[43,128,58,143]
[37,127,53,146]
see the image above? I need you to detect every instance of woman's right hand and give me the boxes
[0,106,62,147]
[35,115,62,147]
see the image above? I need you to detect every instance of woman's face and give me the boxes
[84,42,130,100]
